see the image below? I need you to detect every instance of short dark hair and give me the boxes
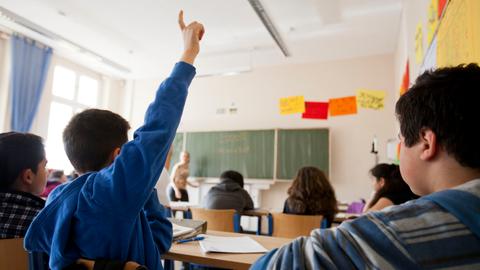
[63,109,130,173]
[0,132,45,189]
[220,170,244,188]
[396,63,480,169]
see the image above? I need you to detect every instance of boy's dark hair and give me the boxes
[63,109,130,173]
[0,132,45,189]
[220,170,244,188]
[396,63,480,168]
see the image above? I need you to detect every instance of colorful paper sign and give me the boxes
[427,0,438,45]
[329,96,357,116]
[356,89,386,110]
[302,101,329,119]
[399,60,410,96]
[415,23,424,64]
[437,0,480,67]
[279,96,305,115]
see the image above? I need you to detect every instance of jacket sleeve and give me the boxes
[82,62,195,216]
[143,189,173,254]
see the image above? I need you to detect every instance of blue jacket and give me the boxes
[25,62,196,270]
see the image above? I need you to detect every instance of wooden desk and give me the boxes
[165,202,198,219]
[163,230,292,270]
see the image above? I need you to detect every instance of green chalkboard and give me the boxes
[186,130,275,178]
[277,129,329,180]
[168,133,184,171]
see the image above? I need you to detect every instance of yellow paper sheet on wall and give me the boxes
[415,23,424,64]
[329,96,357,116]
[437,0,480,67]
[356,89,386,110]
[279,96,305,115]
[427,0,438,46]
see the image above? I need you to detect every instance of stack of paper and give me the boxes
[172,223,195,238]
[198,234,268,254]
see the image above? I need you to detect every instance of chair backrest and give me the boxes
[270,213,323,238]
[0,238,29,270]
[190,208,240,232]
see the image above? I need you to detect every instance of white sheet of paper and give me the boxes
[198,234,268,254]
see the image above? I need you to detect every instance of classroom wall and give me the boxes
[129,53,397,206]
[394,0,432,91]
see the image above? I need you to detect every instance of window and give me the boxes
[45,65,101,171]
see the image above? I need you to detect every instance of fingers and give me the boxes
[198,25,205,41]
[178,10,186,30]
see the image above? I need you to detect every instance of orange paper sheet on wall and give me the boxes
[329,96,357,116]
[279,96,305,115]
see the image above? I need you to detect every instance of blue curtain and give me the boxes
[10,35,52,132]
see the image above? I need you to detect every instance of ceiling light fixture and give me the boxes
[248,0,290,57]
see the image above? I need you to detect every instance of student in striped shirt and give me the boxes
[252,63,480,269]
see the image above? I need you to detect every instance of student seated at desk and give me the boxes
[202,170,254,213]
[252,64,480,269]
[283,166,338,227]
[24,11,204,270]
[363,163,418,212]
[0,132,47,239]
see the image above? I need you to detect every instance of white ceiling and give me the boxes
[0,0,402,79]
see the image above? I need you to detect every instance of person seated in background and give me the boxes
[252,64,480,269]
[202,170,254,213]
[0,132,47,239]
[24,11,204,270]
[363,163,418,212]
[41,169,68,198]
[283,166,338,227]
[168,169,189,202]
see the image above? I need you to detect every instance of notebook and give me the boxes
[198,234,268,254]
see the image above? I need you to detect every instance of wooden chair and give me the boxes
[190,208,240,232]
[269,213,324,238]
[0,238,29,270]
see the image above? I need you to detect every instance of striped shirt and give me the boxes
[252,179,480,269]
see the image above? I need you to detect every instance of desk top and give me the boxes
[162,230,293,270]
[242,209,270,217]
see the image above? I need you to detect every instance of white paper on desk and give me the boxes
[198,234,268,254]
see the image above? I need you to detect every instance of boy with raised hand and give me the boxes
[252,64,480,269]
[25,11,204,270]
[0,132,47,239]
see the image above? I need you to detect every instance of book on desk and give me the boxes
[169,218,207,241]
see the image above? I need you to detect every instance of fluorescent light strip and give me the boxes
[248,0,290,57]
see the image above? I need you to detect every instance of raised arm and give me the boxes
[87,11,205,215]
